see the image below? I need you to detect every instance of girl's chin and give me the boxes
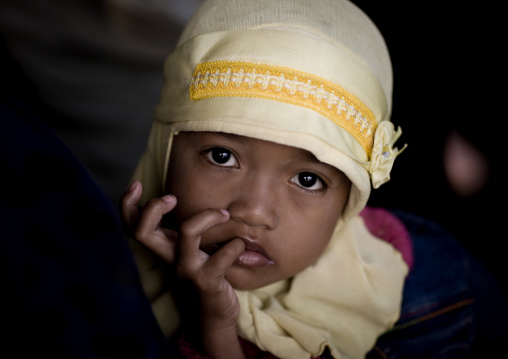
[225,266,283,291]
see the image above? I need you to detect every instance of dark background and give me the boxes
[353,2,506,294]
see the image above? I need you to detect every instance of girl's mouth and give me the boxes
[235,249,274,267]
[204,238,274,267]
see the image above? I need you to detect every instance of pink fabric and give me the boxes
[180,336,329,358]
[359,206,414,270]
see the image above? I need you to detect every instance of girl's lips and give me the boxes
[235,249,274,267]
[204,238,274,267]
[234,239,274,267]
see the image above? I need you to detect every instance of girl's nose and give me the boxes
[227,176,279,230]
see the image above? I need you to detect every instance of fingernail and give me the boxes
[219,209,229,216]
[161,195,176,203]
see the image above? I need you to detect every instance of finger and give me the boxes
[135,196,178,263]
[136,196,177,236]
[120,181,143,229]
[204,238,245,278]
[139,230,177,264]
[177,209,230,263]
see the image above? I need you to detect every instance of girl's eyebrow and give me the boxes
[294,150,347,178]
[296,150,321,164]
[201,132,243,142]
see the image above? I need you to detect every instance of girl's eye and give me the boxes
[290,172,325,191]
[205,147,238,167]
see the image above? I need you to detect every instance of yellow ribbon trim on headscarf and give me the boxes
[190,61,378,155]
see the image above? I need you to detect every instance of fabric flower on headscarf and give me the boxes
[369,122,407,188]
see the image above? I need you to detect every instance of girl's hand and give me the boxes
[176,208,245,327]
[121,181,246,358]
[121,180,178,262]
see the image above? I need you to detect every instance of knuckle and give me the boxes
[179,220,199,238]
[144,197,162,211]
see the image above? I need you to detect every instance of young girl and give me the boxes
[122,0,410,357]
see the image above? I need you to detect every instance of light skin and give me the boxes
[121,132,351,359]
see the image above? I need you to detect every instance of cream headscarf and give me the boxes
[130,0,407,358]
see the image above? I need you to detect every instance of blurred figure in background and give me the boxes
[1,2,202,357]
[353,1,506,297]
[0,0,203,206]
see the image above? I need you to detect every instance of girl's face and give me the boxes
[166,132,350,290]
